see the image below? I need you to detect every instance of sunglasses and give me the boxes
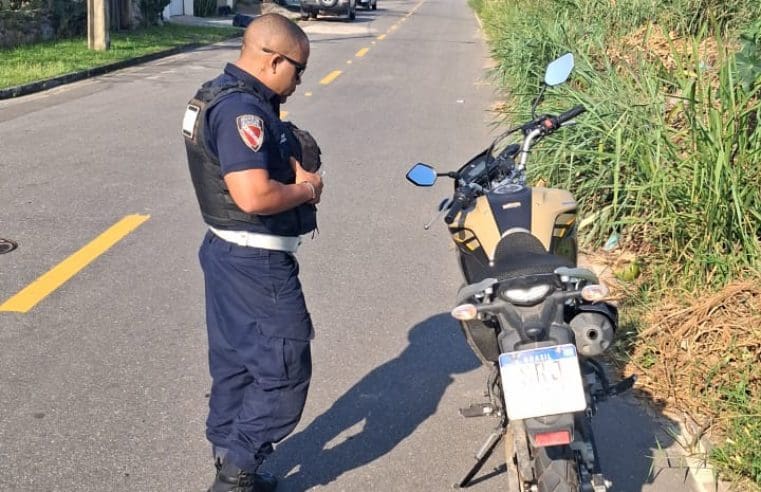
[262,47,307,78]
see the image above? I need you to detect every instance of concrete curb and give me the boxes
[660,410,731,492]
[0,34,241,101]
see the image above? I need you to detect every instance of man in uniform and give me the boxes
[182,13,323,492]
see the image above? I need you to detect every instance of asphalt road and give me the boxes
[1,0,696,490]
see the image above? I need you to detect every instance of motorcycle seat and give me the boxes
[466,232,573,282]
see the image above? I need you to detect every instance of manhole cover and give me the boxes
[0,238,18,254]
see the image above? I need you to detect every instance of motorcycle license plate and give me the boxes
[499,344,586,420]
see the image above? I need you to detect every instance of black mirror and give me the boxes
[544,53,574,87]
[406,163,437,186]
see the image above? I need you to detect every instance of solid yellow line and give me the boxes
[0,214,150,313]
[377,34,386,40]
[320,70,342,85]
[356,47,369,57]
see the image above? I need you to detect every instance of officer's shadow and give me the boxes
[266,313,479,490]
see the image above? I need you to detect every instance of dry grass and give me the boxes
[607,24,727,72]
[618,278,761,435]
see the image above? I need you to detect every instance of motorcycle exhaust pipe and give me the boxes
[570,312,615,357]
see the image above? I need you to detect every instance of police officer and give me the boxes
[182,13,323,492]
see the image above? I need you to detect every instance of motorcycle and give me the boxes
[405,54,636,491]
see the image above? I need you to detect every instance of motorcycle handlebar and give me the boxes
[444,191,468,224]
[556,104,586,125]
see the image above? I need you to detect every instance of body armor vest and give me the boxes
[183,78,316,236]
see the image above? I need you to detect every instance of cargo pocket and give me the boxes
[257,252,314,341]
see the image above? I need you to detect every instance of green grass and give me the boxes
[474,0,761,289]
[711,380,761,486]
[0,24,241,89]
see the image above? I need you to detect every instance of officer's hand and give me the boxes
[291,157,323,204]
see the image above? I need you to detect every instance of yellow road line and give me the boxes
[280,110,289,119]
[0,214,150,313]
[320,70,342,85]
[377,34,386,40]
[356,47,369,57]
[305,91,313,96]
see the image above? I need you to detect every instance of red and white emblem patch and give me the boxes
[236,114,265,152]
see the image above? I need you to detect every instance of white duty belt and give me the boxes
[209,227,301,253]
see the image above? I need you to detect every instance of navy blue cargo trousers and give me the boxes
[199,231,312,472]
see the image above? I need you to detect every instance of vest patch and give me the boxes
[182,104,200,139]
[236,114,264,152]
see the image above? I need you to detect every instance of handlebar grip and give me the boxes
[557,104,586,125]
[444,195,466,224]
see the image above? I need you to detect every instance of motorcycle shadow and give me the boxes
[592,392,686,491]
[266,313,480,490]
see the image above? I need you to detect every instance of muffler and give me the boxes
[570,311,615,356]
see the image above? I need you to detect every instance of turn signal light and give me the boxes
[451,304,478,321]
[533,430,572,447]
[581,283,609,302]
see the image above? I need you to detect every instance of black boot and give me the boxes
[208,460,255,492]
[210,459,278,492]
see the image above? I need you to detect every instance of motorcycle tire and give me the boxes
[534,445,580,492]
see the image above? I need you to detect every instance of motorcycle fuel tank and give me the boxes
[448,184,578,263]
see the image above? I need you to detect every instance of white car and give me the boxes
[300,0,356,20]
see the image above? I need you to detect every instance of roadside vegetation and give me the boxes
[0,24,241,89]
[469,0,761,487]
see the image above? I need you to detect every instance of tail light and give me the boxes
[533,430,572,447]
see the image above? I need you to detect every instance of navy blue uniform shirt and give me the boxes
[205,63,295,188]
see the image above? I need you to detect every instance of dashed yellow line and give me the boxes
[377,34,386,40]
[356,47,369,57]
[280,110,289,119]
[0,214,150,313]
[320,70,342,85]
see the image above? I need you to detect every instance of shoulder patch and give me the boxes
[236,114,265,152]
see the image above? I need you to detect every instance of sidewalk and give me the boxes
[167,15,237,27]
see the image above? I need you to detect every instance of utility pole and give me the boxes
[87,0,110,51]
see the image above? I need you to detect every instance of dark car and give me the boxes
[357,0,376,10]
[300,0,356,20]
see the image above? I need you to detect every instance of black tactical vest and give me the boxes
[183,78,316,236]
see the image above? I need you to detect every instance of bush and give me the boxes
[140,0,171,25]
[51,0,86,37]
[194,0,217,17]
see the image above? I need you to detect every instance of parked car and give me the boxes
[357,0,376,10]
[300,0,356,20]
[277,0,301,8]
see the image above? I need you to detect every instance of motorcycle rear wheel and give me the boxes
[534,445,580,492]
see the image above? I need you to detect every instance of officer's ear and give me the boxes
[268,54,283,74]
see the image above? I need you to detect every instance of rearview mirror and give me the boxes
[406,163,437,186]
[544,53,574,87]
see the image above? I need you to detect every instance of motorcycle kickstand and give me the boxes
[455,427,503,488]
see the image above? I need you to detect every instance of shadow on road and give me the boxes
[266,313,479,489]
[266,314,686,491]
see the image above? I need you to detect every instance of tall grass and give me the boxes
[475,0,761,288]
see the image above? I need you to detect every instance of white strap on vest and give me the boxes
[209,227,301,253]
